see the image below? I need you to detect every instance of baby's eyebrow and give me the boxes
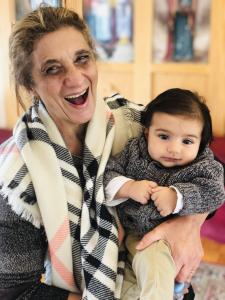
[155,128,170,133]
[184,134,199,139]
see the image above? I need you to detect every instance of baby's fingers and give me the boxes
[151,186,162,193]
[139,198,149,205]
[151,191,159,201]
[148,181,158,188]
[138,193,150,204]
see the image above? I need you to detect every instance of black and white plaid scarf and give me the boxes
[0,94,144,299]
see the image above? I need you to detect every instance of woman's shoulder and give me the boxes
[105,93,145,111]
[105,94,145,156]
[105,94,145,126]
[0,136,17,166]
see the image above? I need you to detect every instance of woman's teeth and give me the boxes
[64,89,88,105]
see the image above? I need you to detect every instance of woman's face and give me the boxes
[31,26,98,129]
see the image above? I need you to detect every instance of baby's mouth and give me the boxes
[163,157,180,162]
[64,88,88,105]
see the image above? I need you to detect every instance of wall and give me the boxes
[0,1,11,127]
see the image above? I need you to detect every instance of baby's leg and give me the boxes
[126,235,176,300]
[120,259,140,300]
[121,235,142,300]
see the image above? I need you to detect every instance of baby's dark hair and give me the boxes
[141,88,213,154]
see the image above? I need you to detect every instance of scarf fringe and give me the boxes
[0,184,42,228]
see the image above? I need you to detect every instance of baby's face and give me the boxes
[145,112,203,168]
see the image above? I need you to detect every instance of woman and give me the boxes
[0,6,206,300]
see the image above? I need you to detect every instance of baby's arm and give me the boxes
[174,155,225,215]
[153,149,225,217]
[115,179,158,204]
[104,138,157,205]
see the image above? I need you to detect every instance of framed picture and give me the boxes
[83,0,134,62]
[15,0,62,20]
[153,0,211,63]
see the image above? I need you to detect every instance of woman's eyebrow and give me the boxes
[74,49,92,57]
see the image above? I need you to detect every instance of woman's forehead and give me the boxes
[32,27,90,63]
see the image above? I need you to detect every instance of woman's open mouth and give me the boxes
[64,88,89,106]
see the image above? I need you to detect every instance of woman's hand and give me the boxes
[136,214,207,282]
[68,293,82,300]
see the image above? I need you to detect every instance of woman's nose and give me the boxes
[63,65,84,87]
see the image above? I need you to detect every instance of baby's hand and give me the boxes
[151,186,177,216]
[122,180,157,204]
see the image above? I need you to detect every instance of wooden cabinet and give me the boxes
[1,0,225,136]
[81,0,225,137]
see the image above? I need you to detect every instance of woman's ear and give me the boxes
[29,88,38,98]
[29,89,40,105]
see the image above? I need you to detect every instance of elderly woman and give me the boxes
[0,6,207,300]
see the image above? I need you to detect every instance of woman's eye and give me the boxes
[45,65,62,75]
[76,54,90,65]
[183,139,193,145]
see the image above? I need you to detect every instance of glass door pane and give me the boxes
[83,0,134,62]
[153,0,211,63]
[15,0,62,20]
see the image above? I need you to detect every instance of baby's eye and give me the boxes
[183,139,193,145]
[159,134,169,140]
[45,65,62,75]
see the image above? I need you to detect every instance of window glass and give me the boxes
[15,0,62,20]
[83,0,133,62]
[153,0,211,63]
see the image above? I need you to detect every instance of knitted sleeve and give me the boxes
[104,139,133,188]
[0,194,70,299]
[172,153,225,216]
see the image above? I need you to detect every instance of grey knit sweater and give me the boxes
[0,195,70,299]
[104,134,225,236]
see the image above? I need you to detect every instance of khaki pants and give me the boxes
[121,235,176,300]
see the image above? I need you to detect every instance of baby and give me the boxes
[104,88,225,300]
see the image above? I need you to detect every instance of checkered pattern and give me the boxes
[0,94,144,299]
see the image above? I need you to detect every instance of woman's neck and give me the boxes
[59,123,87,156]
